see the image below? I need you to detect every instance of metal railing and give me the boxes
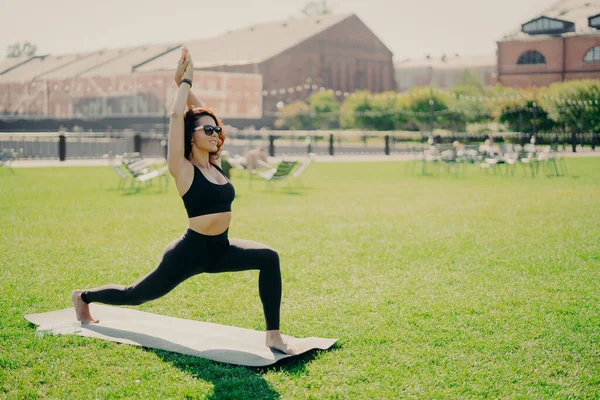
[0,130,596,161]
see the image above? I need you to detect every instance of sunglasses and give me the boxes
[194,125,222,136]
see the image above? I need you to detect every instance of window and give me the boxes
[517,50,546,65]
[522,16,574,35]
[589,14,600,29]
[584,46,600,62]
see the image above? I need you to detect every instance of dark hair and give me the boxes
[184,107,226,159]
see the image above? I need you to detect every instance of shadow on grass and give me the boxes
[256,341,342,376]
[25,316,338,400]
[149,349,280,399]
[148,343,341,400]
[117,186,169,196]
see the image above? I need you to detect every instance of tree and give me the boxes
[364,92,409,131]
[539,79,600,133]
[498,99,555,133]
[456,70,486,92]
[301,0,332,16]
[448,82,492,128]
[339,91,413,131]
[487,86,555,133]
[6,41,37,58]
[404,86,451,131]
[275,101,311,130]
[339,91,371,129]
[309,90,340,129]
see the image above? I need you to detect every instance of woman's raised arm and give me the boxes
[167,50,193,177]
[173,47,205,110]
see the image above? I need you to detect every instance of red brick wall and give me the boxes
[498,38,564,77]
[498,34,600,88]
[0,72,262,119]
[499,73,563,88]
[564,35,600,72]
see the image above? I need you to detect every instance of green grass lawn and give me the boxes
[1,158,599,399]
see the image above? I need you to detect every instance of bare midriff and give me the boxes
[188,212,232,235]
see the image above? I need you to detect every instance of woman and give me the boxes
[72,47,299,355]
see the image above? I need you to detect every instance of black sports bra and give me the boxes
[181,163,235,218]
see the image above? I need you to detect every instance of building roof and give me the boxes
[0,56,32,75]
[394,54,496,70]
[501,0,600,41]
[37,49,136,79]
[0,54,86,82]
[135,13,353,72]
[0,13,355,81]
[79,44,178,76]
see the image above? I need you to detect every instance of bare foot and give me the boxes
[266,330,302,355]
[71,290,99,324]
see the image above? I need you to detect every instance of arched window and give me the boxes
[517,50,546,65]
[583,46,600,63]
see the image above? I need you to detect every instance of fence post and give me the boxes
[592,132,597,151]
[134,133,142,154]
[268,135,275,157]
[163,136,168,159]
[571,132,577,153]
[58,134,66,161]
[384,135,390,155]
[329,133,334,156]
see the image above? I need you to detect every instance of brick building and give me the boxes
[140,13,396,118]
[497,0,600,88]
[0,13,394,130]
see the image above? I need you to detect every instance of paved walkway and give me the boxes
[6,150,600,168]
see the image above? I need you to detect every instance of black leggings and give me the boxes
[81,229,282,330]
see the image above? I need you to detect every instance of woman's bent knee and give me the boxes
[263,249,280,270]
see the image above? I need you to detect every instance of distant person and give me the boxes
[452,140,465,156]
[244,146,271,173]
[480,137,491,154]
[479,137,501,158]
[72,47,301,355]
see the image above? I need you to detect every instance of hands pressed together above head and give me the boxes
[174,47,194,87]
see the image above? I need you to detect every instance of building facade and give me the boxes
[0,13,394,130]
[167,13,395,118]
[497,0,600,87]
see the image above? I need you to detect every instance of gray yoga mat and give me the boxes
[24,305,338,367]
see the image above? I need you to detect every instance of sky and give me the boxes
[0,0,552,61]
